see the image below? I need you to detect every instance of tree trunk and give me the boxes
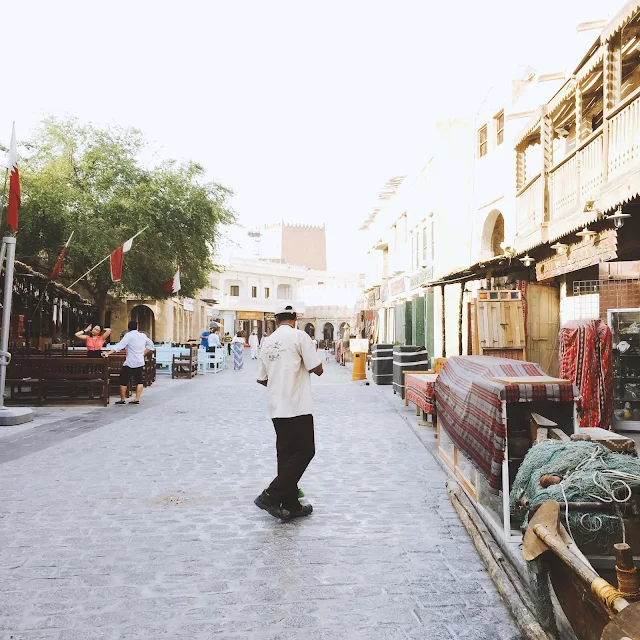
[96,292,108,327]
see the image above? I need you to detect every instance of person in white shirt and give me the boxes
[103,320,154,405]
[207,327,222,351]
[248,330,260,359]
[254,303,323,521]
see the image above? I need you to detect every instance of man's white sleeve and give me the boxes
[145,338,154,350]
[300,333,322,371]
[111,333,131,353]
[257,355,268,381]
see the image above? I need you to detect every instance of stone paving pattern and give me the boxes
[0,359,520,639]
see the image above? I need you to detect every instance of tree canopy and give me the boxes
[8,117,234,319]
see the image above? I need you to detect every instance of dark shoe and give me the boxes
[288,503,313,519]
[115,400,126,405]
[128,400,140,404]
[254,490,292,521]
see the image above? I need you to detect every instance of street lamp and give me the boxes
[607,205,631,229]
[576,226,597,241]
[550,242,568,255]
[520,254,535,267]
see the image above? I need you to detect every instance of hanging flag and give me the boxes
[110,235,135,282]
[6,123,20,232]
[48,232,74,280]
[163,270,181,294]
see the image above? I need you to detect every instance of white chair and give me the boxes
[214,348,225,373]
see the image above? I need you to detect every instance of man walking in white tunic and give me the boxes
[254,303,323,521]
[248,330,260,359]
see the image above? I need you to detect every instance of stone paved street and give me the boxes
[0,359,520,640]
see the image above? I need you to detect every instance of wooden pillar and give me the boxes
[515,145,526,192]
[540,109,552,223]
[458,283,464,356]
[441,285,446,358]
[575,84,583,144]
[604,35,622,112]
[603,36,622,185]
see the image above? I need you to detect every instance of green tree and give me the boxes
[9,117,234,322]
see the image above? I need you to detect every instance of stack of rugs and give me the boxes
[559,320,614,429]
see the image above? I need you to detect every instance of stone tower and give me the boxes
[262,222,327,271]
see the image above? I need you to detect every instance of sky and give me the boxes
[1,0,613,271]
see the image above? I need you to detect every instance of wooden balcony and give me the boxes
[514,173,546,254]
[547,130,603,241]
[516,89,640,248]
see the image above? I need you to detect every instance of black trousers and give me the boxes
[267,414,315,509]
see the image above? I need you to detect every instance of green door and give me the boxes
[413,295,425,347]
[425,288,435,360]
[404,300,413,345]
[395,303,405,344]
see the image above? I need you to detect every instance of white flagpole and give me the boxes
[69,253,111,289]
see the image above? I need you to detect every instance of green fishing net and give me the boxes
[510,440,640,550]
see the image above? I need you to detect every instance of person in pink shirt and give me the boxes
[75,324,112,358]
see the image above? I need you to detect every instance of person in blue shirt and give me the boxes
[200,329,210,348]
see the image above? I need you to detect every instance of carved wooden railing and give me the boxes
[608,88,640,181]
[548,130,603,222]
[515,173,543,235]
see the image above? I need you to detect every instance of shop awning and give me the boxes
[601,1,640,43]
[423,255,528,288]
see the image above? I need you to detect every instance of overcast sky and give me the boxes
[1,0,612,271]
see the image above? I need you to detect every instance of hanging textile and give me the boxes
[558,320,614,429]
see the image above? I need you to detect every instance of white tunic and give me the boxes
[257,325,322,419]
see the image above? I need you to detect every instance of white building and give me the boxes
[209,256,308,338]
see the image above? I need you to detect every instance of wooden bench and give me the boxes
[106,352,156,395]
[6,356,110,406]
[172,347,197,379]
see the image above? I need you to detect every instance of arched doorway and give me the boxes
[130,305,155,340]
[480,209,505,259]
[323,322,334,341]
[304,323,315,338]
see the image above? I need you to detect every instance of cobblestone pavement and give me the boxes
[0,359,520,640]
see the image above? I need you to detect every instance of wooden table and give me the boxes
[404,372,438,425]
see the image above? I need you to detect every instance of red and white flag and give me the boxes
[163,270,181,294]
[48,232,74,280]
[6,123,20,232]
[110,235,134,282]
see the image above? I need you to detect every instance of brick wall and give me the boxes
[599,280,640,319]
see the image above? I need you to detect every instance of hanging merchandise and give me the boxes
[559,320,614,429]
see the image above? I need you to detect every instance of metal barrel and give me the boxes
[371,344,394,385]
[393,345,429,399]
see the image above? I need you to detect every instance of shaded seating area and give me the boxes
[5,356,110,406]
[6,261,96,353]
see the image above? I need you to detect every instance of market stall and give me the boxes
[435,355,579,541]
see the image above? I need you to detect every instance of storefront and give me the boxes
[235,311,265,339]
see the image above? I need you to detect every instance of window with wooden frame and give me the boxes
[422,225,428,263]
[251,286,257,298]
[264,287,270,298]
[495,111,504,146]
[230,285,240,296]
[478,125,488,157]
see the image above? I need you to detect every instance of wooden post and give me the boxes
[575,84,583,145]
[603,36,622,185]
[540,109,551,224]
[515,144,526,192]
[458,283,464,356]
[441,285,446,358]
